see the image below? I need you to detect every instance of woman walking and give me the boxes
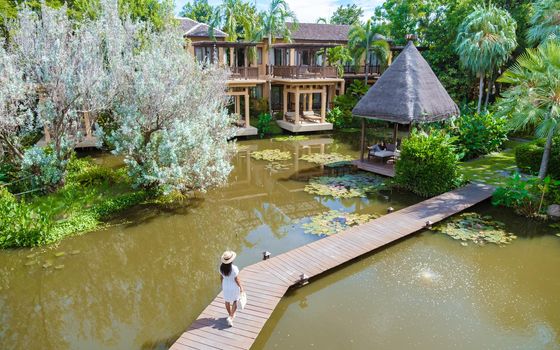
[220,250,244,327]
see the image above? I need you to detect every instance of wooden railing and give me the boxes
[270,65,339,79]
[228,66,260,80]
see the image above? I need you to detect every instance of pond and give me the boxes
[0,134,558,350]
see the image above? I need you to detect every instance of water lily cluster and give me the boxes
[272,135,310,142]
[251,149,292,162]
[300,153,354,165]
[434,213,517,246]
[302,210,379,236]
[305,173,385,198]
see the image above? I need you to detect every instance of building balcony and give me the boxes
[268,65,338,79]
[343,65,381,76]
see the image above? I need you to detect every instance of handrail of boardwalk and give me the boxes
[170,183,494,350]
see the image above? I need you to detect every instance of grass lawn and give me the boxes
[458,140,524,187]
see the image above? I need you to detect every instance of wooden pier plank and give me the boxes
[172,183,493,350]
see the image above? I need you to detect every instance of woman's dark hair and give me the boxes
[220,263,232,277]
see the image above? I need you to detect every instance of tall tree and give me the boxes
[496,41,560,179]
[110,25,235,193]
[260,0,298,115]
[348,19,390,85]
[527,0,560,45]
[456,4,517,113]
[179,0,213,23]
[330,4,363,25]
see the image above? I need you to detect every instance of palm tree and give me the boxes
[348,19,390,85]
[496,41,560,179]
[527,0,560,45]
[455,4,517,114]
[260,0,298,115]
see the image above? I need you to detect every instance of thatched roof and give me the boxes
[352,41,459,124]
[285,23,350,43]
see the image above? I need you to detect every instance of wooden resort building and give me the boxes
[351,41,460,177]
[182,19,393,135]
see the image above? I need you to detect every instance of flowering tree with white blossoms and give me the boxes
[0,42,33,162]
[108,25,236,193]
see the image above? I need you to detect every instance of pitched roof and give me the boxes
[286,22,350,42]
[352,41,459,124]
[177,17,227,38]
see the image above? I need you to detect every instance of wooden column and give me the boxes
[229,47,234,67]
[320,87,326,123]
[294,86,300,124]
[308,93,313,111]
[393,123,399,147]
[302,93,307,111]
[83,111,92,138]
[360,118,366,161]
[340,80,345,95]
[244,50,248,79]
[283,87,288,120]
[235,94,240,115]
[244,88,250,127]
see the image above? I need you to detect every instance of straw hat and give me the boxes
[221,250,237,264]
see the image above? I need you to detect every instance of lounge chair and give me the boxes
[368,143,399,163]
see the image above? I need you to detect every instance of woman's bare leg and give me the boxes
[231,301,238,318]
[225,302,232,317]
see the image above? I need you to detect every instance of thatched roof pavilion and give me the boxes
[352,41,459,124]
[351,40,459,174]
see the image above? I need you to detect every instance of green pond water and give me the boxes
[0,134,559,350]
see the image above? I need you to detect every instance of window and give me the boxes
[274,48,283,65]
[257,48,263,65]
[251,85,263,99]
[271,86,282,110]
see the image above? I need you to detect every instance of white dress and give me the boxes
[221,265,240,303]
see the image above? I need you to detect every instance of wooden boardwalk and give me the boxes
[352,159,395,177]
[170,183,494,350]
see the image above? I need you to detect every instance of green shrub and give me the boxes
[515,138,560,178]
[250,98,269,118]
[0,187,51,248]
[66,156,119,187]
[395,130,462,197]
[492,173,559,218]
[256,112,273,138]
[326,107,350,129]
[332,80,369,129]
[451,113,508,159]
[20,145,70,192]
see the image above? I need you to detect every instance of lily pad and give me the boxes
[305,173,385,198]
[42,261,53,269]
[302,210,379,236]
[26,253,36,259]
[70,250,81,255]
[54,265,65,270]
[54,252,65,257]
[300,153,354,166]
[25,260,37,266]
[273,135,310,142]
[251,149,292,162]
[265,162,290,172]
[434,213,517,246]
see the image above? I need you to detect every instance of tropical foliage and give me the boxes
[496,41,560,179]
[348,19,390,84]
[527,0,560,45]
[515,138,560,179]
[180,0,214,23]
[450,113,509,160]
[456,4,517,113]
[492,173,559,218]
[318,4,363,25]
[395,130,462,197]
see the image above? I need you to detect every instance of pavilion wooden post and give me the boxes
[393,123,398,147]
[308,93,313,111]
[302,93,307,111]
[360,118,366,161]
[283,88,288,120]
[294,86,300,124]
[235,95,240,116]
[244,88,250,127]
[320,87,327,123]
[244,50,248,79]
[83,111,92,139]
[229,47,234,67]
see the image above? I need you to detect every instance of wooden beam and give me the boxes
[283,88,288,120]
[294,86,300,124]
[320,87,326,123]
[244,88,250,127]
[360,118,365,161]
